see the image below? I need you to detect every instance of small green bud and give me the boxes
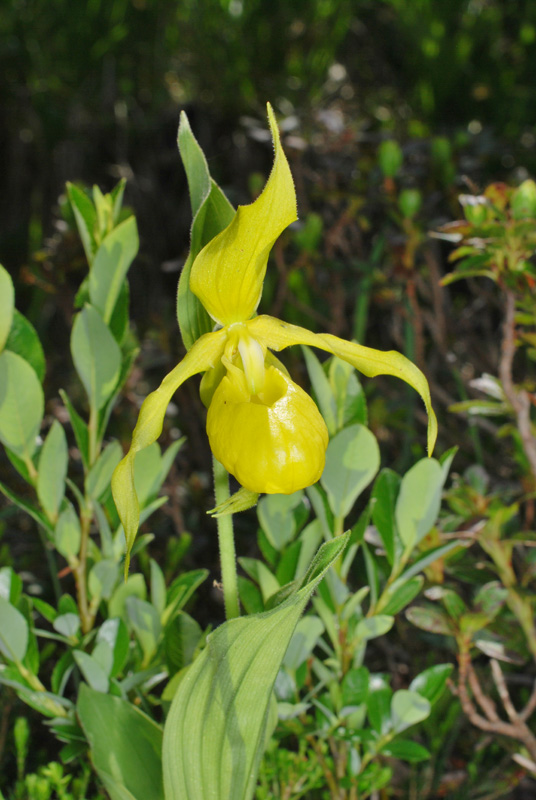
[459,194,489,225]
[378,140,403,178]
[398,189,422,219]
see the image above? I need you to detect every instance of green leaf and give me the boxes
[71,305,121,410]
[380,576,424,615]
[0,350,44,459]
[405,604,454,636]
[355,615,394,642]
[391,689,431,733]
[73,651,109,693]
[89,216,139,324]
[239,558,280,604]
[67,183,97,264]
[176,111,235,350]
[329,357,367,429]
[37,421,68,522]
[97,618,130,678]
[283,616,324,671]
[163,534,348,800]
[257,491,303,551]
[321,424,380,518]
[342,666,369,706]
[164,612,203,674]
[89,559,119,601]
[409,664,453,705]
[0,567,22,605]
[0,265,15,353]
[381,739,430,763]
[163,570,208,627]
[395,458,444,550]
[126,597,161,666]
[54,504,81,559]
[301,346,336,434]
[59,390,89,467]
[77,684,164,800]
[371,469,401,564]
[0,597,28,662]
[86,440,122,500]
[367,683,392,735]
[4,310,45,382]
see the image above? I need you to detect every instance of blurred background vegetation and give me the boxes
[3,2,536,796]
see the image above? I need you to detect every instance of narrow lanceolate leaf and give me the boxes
[37,420,68,523]
[163,534,348,800]
[0,264,14,353]
[177,111,235,350]
[0,350,44,460]
[67,183,98,264]
[71,305,121,410]
[89,216,139,324]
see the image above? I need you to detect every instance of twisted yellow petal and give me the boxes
[112,328,227,576]
[207,365,328,494]
[248,315,438,456]
[189,104,297,326]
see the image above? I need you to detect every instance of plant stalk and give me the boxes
[213,457,240,619]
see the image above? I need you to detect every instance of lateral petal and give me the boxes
[248,315,438,456]
[112,328,227,576]
[189,104,297,326]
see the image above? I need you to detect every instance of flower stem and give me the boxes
[213,457,240,619]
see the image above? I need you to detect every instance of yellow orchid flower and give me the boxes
[112,104,437,569]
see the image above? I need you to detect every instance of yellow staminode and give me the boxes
[112,103,438,574]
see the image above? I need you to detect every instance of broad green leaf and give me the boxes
[89,559,119,601]
[395,458,444,551]
[164,612,203,675]
[109,574,147,621]
[37,420,68,522]
[71,305,121,411]
[67,183,97,264]
[89,216,139,324]
[391,689,431,733]
[0,567,22,605]
[371,468,401,564]
[0,479,53,534]
[97,618,130,678]
[4,310,45,381]
[78,685,164,800]
[86,440,122,499]
[163,569,209,627]
[0,350,44,459]
[53,613,80,640]
[0,265,14,353]
[342,666,369,707]
[367,682,392,735]
[54,504,81,559]
[151,559,167,617]
[381,739,430,762]
[301,346,337,434]
[163,534,348,800]
[321,424,380,518]
[283,615,324,671]
[177,111,235,349]
[405,604,454,636]
[380,576,424,616]
[0,597,28,662]
[409,664,453,705]
[356,615,394,642]
[329,356,367,429]
[257,491,303,551]
[126,597,161,666]
[73,651,109,693]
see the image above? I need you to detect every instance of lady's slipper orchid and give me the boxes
[112,104,437,568]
